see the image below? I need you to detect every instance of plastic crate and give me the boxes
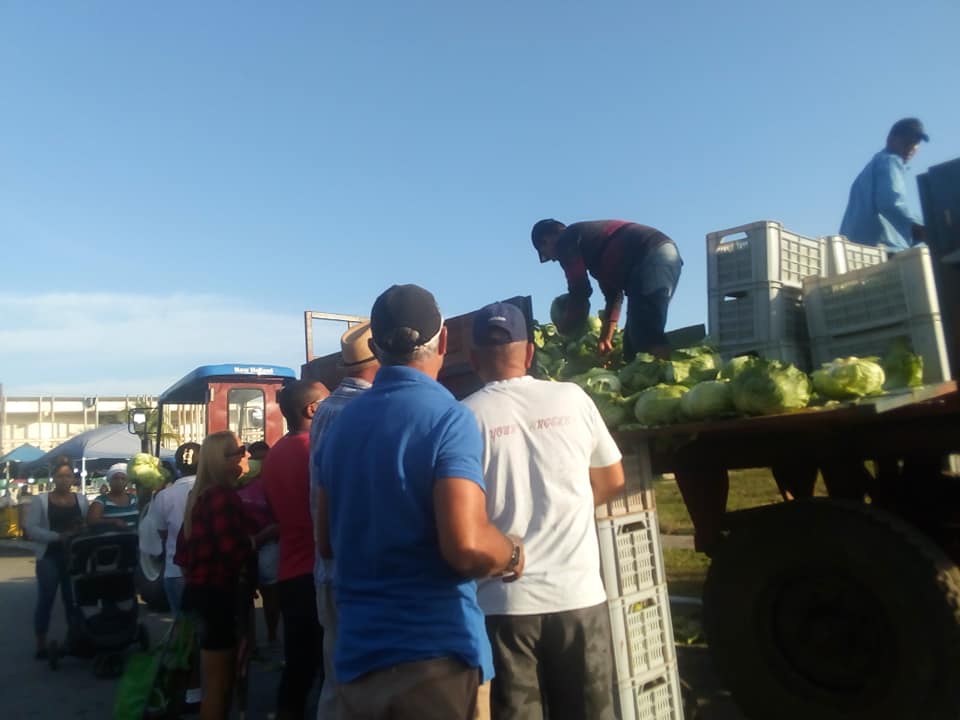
[707,220,825,292]
[718,340,811,371]
[803,246,941,337]
[609,585,674,682]
[823,235,887,275]
[810,319,950,383]
[709,282,807,347]
[597,512,662,599]
[597,451,656,519]
[614,664,684,720]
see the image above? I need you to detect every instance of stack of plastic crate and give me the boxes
[596,451,684,720]
[707,221,825,370]
[803,246,950,382]
[823,235,888,275]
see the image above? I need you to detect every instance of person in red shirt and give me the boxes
[263,379,329,720]
[176,431,256,720]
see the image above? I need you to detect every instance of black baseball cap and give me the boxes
[472,302,528,346]
[370,284,443,354]
[531,219,564,263]
[890,118,929,143]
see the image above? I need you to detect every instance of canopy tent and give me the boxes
[19,424,174,491]
[0,443,45,464]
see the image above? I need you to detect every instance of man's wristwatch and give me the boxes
[505,538,521,573]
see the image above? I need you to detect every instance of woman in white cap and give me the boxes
[87,462,139,530]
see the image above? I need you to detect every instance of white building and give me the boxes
[0,394,157,456]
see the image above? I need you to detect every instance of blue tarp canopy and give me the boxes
[0,443,45,464]
[19,424,173,477]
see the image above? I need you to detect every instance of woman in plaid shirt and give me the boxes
[176,431,257,720]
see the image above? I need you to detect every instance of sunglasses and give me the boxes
[225,445,247,459]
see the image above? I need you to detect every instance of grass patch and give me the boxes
[657,468,827,600]
[663,547,711,598]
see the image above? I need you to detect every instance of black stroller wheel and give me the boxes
[47,641,60,671]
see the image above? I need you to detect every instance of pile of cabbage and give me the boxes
[532,316,924,430]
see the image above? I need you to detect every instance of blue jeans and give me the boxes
[624,242,683,358]
[164,575,185,614]
[34,553,73,636]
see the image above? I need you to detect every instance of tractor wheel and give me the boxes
[703,500,960,720]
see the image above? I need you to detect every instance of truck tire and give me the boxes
[703,500,960,720]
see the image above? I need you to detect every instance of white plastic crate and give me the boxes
[709,281,807,347]
[803,246,941,337]
[609,585,674,682]
[718,340,811,371]
[597,512,662,599]
[823,235,887,275]
[597,451,656,519]
[615,664,684,720]
[810,319,950,383]
[707,220,825,292]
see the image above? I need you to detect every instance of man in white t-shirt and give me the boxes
[145,442,200,613]
[463,302,625,720]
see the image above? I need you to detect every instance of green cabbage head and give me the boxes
[730,358,811,416]
[572,367,622,395]
[634,384,689,426]
[811,357,886,399]
[680,380,734,420]
[881,337,924,390]
[619,355,664,393]
[127,453,171,490]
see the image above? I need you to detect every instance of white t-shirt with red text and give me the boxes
[463,375,622,615]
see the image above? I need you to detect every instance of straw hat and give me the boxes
[339,322,377,367]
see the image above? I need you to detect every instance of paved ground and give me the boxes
[1,540,741,719]
[0,543,288,719]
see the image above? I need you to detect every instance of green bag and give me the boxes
[112,615,197,720]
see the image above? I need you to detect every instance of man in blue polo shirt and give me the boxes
[315,284,525,720]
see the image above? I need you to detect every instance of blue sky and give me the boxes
[1,0,958,395]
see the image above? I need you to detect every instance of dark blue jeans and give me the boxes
[34,553,73,636]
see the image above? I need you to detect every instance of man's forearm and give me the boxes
[458,524,515,578]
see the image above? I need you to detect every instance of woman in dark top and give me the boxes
[176,431,256,720]
[24,459,89,659]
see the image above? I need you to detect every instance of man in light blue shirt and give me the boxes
[309,321,379,720]
[840,117,929,252]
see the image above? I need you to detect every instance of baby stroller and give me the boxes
[49,524,150,677]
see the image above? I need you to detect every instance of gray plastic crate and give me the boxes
[709,281,808,348]
[707,220,825,292]
[823,235,887,275]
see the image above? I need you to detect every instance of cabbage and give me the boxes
[664,353,721,387]
[730,358,811,416]
[127,452,171,490]
[680,380,734,420]
[882,338,924,390]
[550,294,590,336]
[587,315,603,336]
[634,384,689,426]
[572,367,622,395]
[719,355,754,381]
[592,392,634,430]
[811,357,885,399]
[619,355,664,393]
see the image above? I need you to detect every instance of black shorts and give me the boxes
[182,584,238,651]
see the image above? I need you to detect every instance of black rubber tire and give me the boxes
[135,499,170,612]
[703,500,960,720]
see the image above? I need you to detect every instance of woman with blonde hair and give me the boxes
[175,431,256,720]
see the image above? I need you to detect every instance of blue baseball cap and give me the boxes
[472,302,528,346]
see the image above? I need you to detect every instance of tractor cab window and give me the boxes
[228,388,266,445]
